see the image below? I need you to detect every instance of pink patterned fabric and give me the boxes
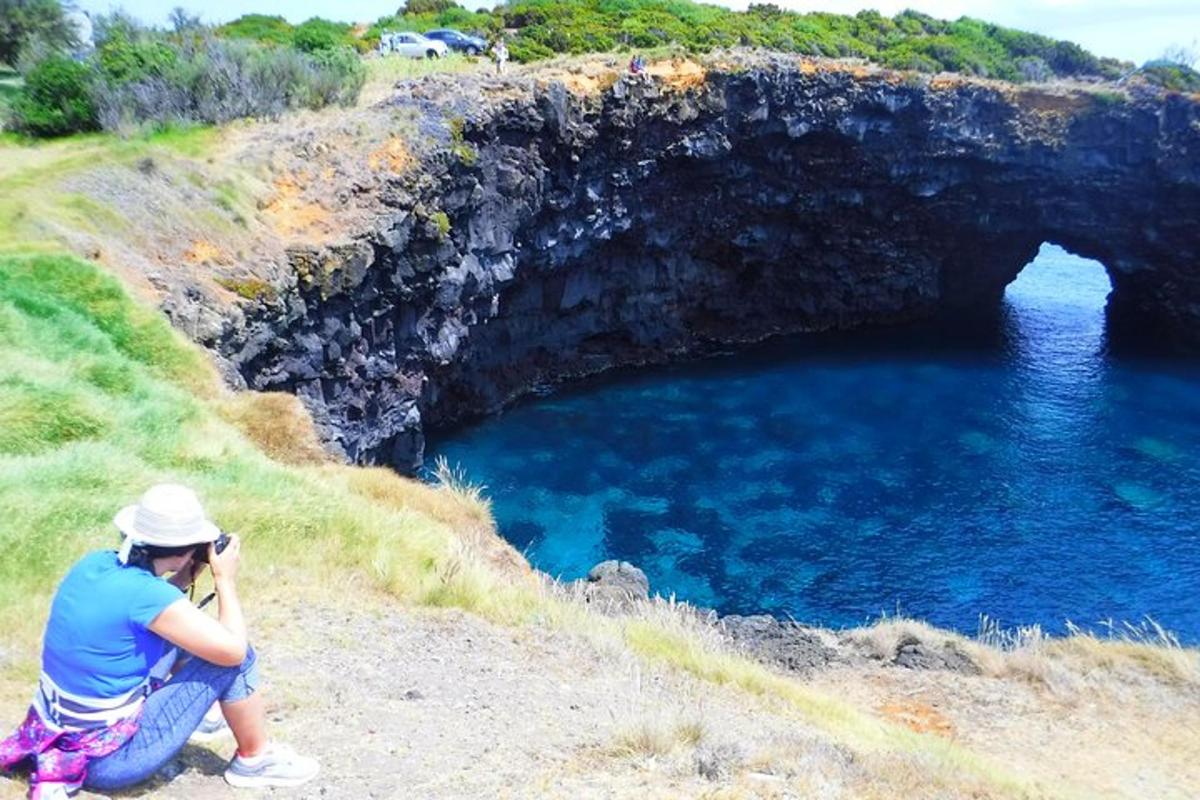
[0,706,140,799]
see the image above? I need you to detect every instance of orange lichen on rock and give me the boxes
[878,700,955,738]
[930,75,968,91]
[368,136,415,173]
[647,58,707,91]
[262,174,334,242]
[184,239,230,265]
[558,70,620,96]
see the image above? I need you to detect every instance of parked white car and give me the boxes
[378,31,449,59]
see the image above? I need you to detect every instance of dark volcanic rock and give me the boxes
[720,614,838,674]
[575,560,651,612]
[211,56,1200,473]
[892,634,980,675]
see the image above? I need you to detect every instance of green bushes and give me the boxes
[360,0,1124,77]
[7,54,96,136]
[305,45,367,107]
[97,22,178,83]
[215,14,294,46]
[6,13,366,138]
[218,14,367,54]
[0,0,77,67]
[292,17,359,54]
[90,37,365,130]
[1139,63,1200,92]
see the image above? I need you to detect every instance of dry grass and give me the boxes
[977,615,1200,693]
[846,611,1199,702]
[360,52,484,105]
[217,390,331,466]
[845,614,968,662]
[607,715,707,759]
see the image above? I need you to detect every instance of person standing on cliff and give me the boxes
[492,37,509,75]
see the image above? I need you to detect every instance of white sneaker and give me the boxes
[189,702,231,744]
[224,743,320,788]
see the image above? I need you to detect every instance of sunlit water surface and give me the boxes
[430,245,1200,639]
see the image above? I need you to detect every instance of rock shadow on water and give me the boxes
[503,518,545,552]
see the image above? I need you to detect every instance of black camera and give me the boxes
[194,532,230,563]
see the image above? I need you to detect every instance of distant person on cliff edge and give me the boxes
[493,37,509,75]
[0,484,319,799]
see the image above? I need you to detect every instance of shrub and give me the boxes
[91,36,366,132]
[1138,63,1200,92]
[216,14,295,46]
[7,54,97,136]
[98,31,178,83]
[305,46,366,107]
[431,210,451,239]
[292,17,355,54]
[1015,55,1050,83]
[0,0,77,67]
[402,0,458,14]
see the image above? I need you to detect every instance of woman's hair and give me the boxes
[124,542,199,571]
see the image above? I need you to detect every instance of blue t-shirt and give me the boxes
[42,550,184,698]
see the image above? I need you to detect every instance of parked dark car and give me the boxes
[423,28,488,56]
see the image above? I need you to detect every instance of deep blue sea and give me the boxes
[430,245,1200,640]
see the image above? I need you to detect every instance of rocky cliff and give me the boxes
[197,54,1200,473]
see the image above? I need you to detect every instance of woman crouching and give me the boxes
[1,484,318,799]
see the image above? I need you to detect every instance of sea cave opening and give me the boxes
[1000,241,1114,367]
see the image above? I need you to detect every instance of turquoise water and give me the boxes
[430,245,1200,639]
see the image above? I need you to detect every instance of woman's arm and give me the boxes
[148,534,247,667]
[149,599,247,666]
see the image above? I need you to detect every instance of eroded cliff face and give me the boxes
[204,56,1200,473]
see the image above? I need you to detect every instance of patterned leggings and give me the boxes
[83,646,258,791]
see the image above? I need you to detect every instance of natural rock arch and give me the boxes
[215,59,1200,473]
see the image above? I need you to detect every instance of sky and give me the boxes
[71,0,1199,66]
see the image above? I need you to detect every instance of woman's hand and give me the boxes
[208,533,241,584]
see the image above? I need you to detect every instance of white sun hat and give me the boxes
[114,484,221,563]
